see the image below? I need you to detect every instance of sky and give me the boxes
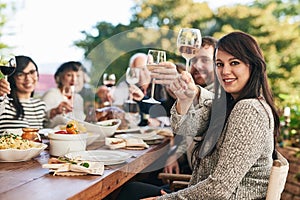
[1,0,252,74]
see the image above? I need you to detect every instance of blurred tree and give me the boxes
[0,2,14,50]
[74,0,300,109]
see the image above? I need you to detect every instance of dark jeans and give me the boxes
[116,182,170,200]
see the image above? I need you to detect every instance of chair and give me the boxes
[159,151,289,198]
[266,151,289,200]
[158,173,191,191]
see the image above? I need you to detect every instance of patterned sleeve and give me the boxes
[159,100,273,199]
[170,86,213,137]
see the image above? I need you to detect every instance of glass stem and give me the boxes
[151,79,156,98]
[185,59,190,71]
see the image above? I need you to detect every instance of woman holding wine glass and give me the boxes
[0,55,48,132]
[42,61,85,128]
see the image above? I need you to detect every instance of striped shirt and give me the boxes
[0,98,47,133]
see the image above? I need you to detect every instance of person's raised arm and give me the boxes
[0,79,11,97]
[169,71,199,115]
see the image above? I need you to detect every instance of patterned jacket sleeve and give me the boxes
[158,100,273,199]
[170,86,213,137]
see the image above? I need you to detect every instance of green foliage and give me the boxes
[74,0,300,113]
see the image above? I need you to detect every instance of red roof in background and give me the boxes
[35,74,56,96]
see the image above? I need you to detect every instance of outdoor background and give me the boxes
[0,0,299,144]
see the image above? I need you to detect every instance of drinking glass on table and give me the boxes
[177,28,202,71]
[142,49,166,104]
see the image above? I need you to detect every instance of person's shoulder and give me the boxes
[235,98,271,116]
[42,88,60,97]
[33,98,47,106]
[237,98,266,107]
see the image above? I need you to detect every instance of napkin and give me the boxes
[105,137,149,150]
[42,157,104,176]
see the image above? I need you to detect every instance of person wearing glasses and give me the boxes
[0,55,68,133]
[0,55,47,132]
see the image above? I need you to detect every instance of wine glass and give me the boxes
[103,73,116,88]
[0,56,17,101]
[125,67,140,104]
[123,99,141,128]
[177,28,202,71]
[62,85,75,116]
[142,49,166,104]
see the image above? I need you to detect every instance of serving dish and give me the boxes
[0,142,47,162]
[48,133,88,157]
[96,119,121,138]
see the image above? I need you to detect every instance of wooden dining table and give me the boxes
[0,136,171,200]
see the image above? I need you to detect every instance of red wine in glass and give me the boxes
[0,65,16,76]
[0,57,16,103]
[103,73,116,88]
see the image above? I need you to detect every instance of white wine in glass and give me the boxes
[177,28,202,71]
[142,49,166,104]
[125,67,140,103]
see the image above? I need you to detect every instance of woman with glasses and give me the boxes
[0,55,65,133]
[0,55,47,132]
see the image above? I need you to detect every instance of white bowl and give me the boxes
[48,133,88,157]
[0,142,47,162]
[86,132,100,146]
[96,119,121,138]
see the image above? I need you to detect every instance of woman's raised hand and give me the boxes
[50,101,73,119]
[0,78,11,96]
[170,71,199,115]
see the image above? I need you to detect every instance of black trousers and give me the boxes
[116,181,170,200]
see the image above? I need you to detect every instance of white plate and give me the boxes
[0,143,47,162]
[115,133,165,141]
[65,150,131,165]
[115,127,141,133]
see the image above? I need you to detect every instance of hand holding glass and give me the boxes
[177,28,202,71]
[62,85,75,116]
[142,50,166,104]
[0,57,17,101]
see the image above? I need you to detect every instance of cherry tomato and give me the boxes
[55,130,68,134]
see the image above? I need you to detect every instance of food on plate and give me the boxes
[98,120,119,127]
[54,130,68,134]
[96,106,128,130]
[0,133,40,150]
[66,121,79,134]
[43,156,104,176]
[156,128,174,137]
[111,140,125,145]
[21,127,42,142]
[105,137,126,149]
[58,120,87,134]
